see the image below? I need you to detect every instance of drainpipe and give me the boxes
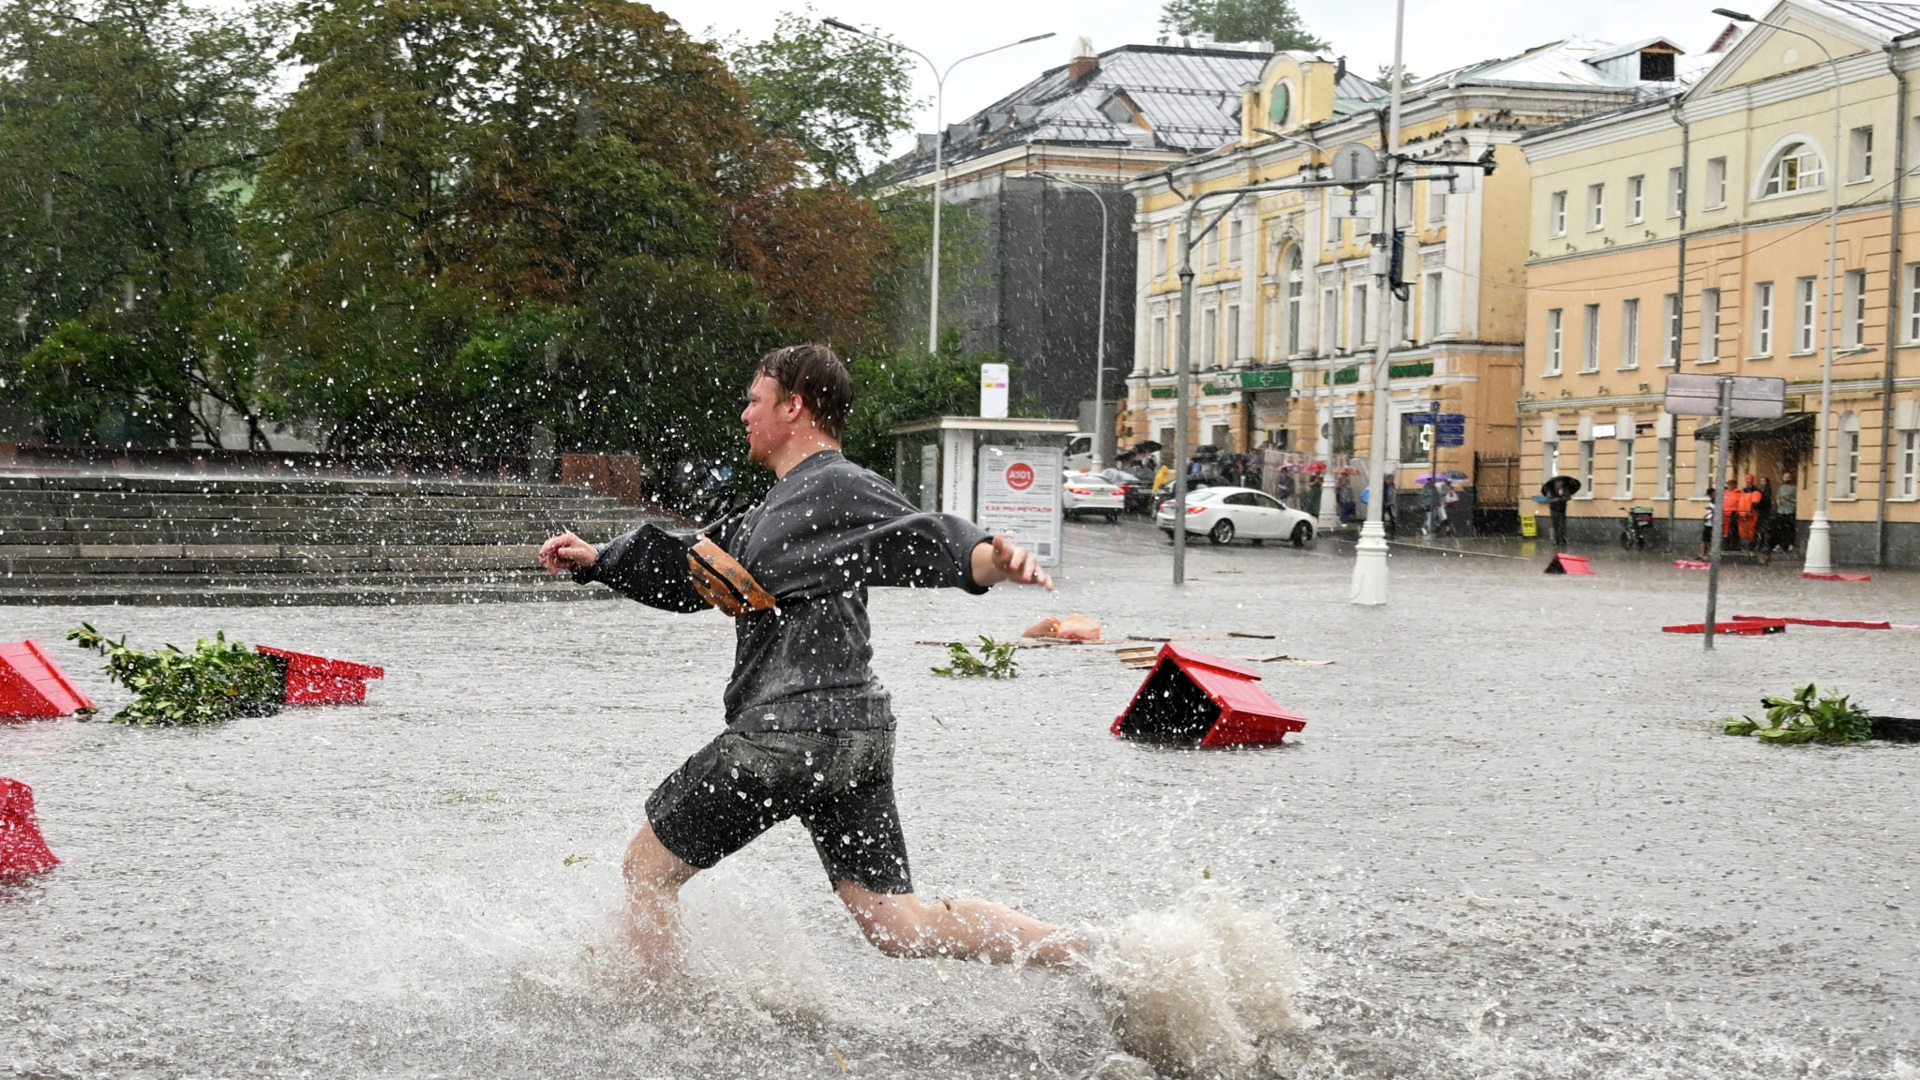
[1876,38,1912,566]
[1668,93,1690,545]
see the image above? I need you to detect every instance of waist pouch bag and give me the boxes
[687,536,776,616]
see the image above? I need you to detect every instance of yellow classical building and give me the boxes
[1121,38,1686,526]
[1518,0,1920,564]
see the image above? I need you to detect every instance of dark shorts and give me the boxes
[645,727,912,895]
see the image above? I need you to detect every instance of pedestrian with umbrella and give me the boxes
[1540,475,1580,546]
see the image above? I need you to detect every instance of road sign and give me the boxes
[1436,433,1465,447]
[1435,413,1466,430]
[1329,191,1376,219]
[1663,374,1786,418]
[1404,411,1435,425]
[1331,143,1381,189]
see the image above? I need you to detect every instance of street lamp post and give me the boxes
[1035,171,1110,470]
[1713,8,1842,573]
[823,20,1055,354]
[1349,0,1409,606]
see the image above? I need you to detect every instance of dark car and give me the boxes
[1097,468,1153,514]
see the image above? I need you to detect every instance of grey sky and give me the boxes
[662,0,1741,159]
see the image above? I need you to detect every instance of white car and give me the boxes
[1061,471,1124,522]
[1155,486,1316,547]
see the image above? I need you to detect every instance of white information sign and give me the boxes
[1663,373,1787,418]
[980,363,1010,419]
[977,445,1062,566]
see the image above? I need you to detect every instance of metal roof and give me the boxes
[1817,0,1920,36]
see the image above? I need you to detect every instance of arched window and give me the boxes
[1763,142,1826,197]
[1283,246,1304,356]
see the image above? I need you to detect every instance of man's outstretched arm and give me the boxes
[969,536,1053,591]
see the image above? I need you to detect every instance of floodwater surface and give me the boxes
[4,522,1917,1077]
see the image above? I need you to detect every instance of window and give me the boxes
[1351,282,1370,348]
[1320,285,1338,353]
[1620,298,1640,369]
[1399,289,1413,345]
[1701,288,1721,362]
[1693,438,1711,497]
[1706,156,1728,208]
[1545,438,1561,483]
[1578,438,1595,496]
[1399,412,1431,464]
[1546,308,1564,375]
[1424,270,1445,340]
[1657,433,1674,499]
[1284,248,1304,354]
[1627,175,1645,223]
[1663,293,1681,365]
[1202,306,1219,369]
[1617,437,1635,498]
[1427,181,1447,223]
[1325,200,1340,249]
[1841,412,1861,497]
[1226,303,1240,362]
[1762,144,1823,197]
[1668,166,1685,218]
[1845,269,1867,348]
[1205,226,1221,268]
[1754,281,1774,356]
[1151,315,1167,373]
[1582,304,1600,372]
[1587,184,1605,231]
[1263,295,1278,358]
[1902,430,1919,498]
[1907,263,1920,342]
[1550,191,1567,236]
[1795,277,1817,352]
[1641,50,1676,81]
[1849,126,1874,183]
[1228,219,1245,264]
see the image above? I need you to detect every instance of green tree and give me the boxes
[0,0,283,446]
[727,9,920,188]
[1158,0,1328,51]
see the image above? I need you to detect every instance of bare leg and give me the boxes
[623,823,699,973]
[835,881,1083,967]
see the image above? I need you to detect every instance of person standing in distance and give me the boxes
[539,344,1077,975]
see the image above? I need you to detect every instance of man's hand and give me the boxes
[538,532,597,575]
[973,535,1052,591]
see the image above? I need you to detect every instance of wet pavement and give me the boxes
[3,516,1916,1078]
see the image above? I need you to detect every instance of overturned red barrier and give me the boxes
[1545,553,1594,575]
[254,646,384,705]
[1674,559,1711,570]
[1732,615,1892,630]
[1112,644,1306,748]
[0,640,94,718]
[1662,619,1787,635]
[1804,572,1873,582]
[0,778,59,879]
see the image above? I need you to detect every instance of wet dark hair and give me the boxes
[757,344,852,440]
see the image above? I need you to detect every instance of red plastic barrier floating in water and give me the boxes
[254,646,384,705]
[1545,553,1594,575]
[1112,644,1307,747]
[0,778,59,879]
[0,639,94,718]
[1673,559,1711,570]
[1732,614,1892,630]
[1803,572,1873,581]
[1662,620,1787,635]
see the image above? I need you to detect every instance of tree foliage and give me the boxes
[0,0,284,446]
[1159,0,1328,51]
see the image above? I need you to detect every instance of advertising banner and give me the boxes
[977,445,1062,566]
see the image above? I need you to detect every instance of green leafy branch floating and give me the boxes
[67,623,281,726]
[931,636,1019,679]
[1721,682,1871,745]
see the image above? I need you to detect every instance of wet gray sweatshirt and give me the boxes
[576,450,991,732]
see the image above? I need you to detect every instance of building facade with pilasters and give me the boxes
[1123,39,1684,526]
[1518,0,1920,564]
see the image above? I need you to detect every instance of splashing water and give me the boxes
[1087,883,1308,1078]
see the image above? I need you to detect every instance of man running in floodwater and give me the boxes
[539,344,1077,972]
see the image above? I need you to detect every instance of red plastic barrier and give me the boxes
[0,640,94,718]
[1673,559,1711,570]
[1545,553,1594,575]
[1803,572,1873,581]
[254,646,384,705]
[1112,644,1307,747]
[0,778,59,878]
[1662,620,1787,635]
[1732,614,1892,630]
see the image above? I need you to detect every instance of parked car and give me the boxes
[1062,471,1124,522]
[1155,485,1316,547]
[1064,433,1095,473]
[1096,468,1152,514]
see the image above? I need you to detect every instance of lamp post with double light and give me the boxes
[823,20,1055,354]
[1712,7,1841,573]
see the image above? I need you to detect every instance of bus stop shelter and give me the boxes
[889,416,1078,521]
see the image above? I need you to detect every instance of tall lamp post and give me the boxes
[1713,8,1841,573]
[1035,170,1110,470]
[824,20,1055,353]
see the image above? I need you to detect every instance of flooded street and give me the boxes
[4,521,1917,1078]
